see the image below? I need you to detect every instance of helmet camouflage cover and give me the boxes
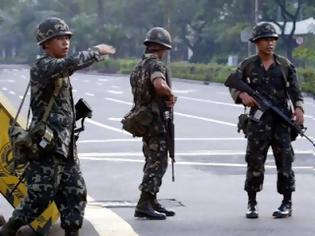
[36,17,72,46]
[249,22,279,43]
[144,27,172,49]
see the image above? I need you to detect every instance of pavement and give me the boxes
[0,64,314,236]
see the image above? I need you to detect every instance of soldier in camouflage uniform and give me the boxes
[0,17,115,236]
[228,23,304,219]
[131,27,176,220]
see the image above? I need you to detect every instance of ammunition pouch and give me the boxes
[121,106,153,137]
[9,122,55,164]
[75,98,92,121]
[237,113,249,137]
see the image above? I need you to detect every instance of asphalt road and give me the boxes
[0,64,315,236]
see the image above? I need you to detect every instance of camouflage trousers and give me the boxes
[139,133,168,195]
[244,113,295,194]
[12,153,87,231]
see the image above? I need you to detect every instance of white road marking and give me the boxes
[175,112,236,127]
[9,91,15,95]
[2,87,7,91]
[96,82,103,86]
[173,89,195,94]
[107,90,123,95]
[0,79,15,83]
[77,137,246,143]
[86,118,131,136]
[98,78,109,82]
[178,96,240,108]
[77,136,312,143]
[85,92,95,97]
[105,97,132,105]
[108,117,123,121]
[105,97,236,127]
[79,156,312,170]
[85,195,138,236]
[79,149,313,157]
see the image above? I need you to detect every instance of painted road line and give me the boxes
[175,112,236,127]
[85,195,138,236]
[78,149,313,157]
[108,117,123,121]
[172,89,196,94]
[79,156,312,170]
[77,136,313,143]
[9,91,16,95]
[105,97,132,105]
[105,97,237,127]
[86,118,131,136]
[77,137,245,143]
[178,95,241,108]
[85,92,95,97]
[107,90,124,95]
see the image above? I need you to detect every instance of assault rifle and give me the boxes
[225,72,315,147]
[164,105,175,182]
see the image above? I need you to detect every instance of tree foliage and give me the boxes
[0,0,314,64]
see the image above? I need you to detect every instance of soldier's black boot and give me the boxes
[246,202,258,219]
[272,201,292,218]
[134,192,166,220]
[246,192,258,219]
[0,215,5,226]
[0,217,24,236]
[64,228,79,236]
[152,194,175,217]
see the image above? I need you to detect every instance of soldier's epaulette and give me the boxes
[238,55,258,72]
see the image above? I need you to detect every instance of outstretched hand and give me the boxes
[95,44,116,55]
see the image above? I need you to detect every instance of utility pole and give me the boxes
[164,0,173,64]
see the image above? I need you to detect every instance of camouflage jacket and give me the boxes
[30,48,103,158]
[130,53,168,135]
[229,54,304,112]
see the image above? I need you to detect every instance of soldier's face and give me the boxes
[255,37,277,56]
[44,35,71,58]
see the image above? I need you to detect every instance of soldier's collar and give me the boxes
[273,54,282,65]
[143,53,159,60]
[256,54,279,66]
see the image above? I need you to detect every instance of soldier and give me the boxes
[0,17,115,236]
[227,23,304,219]
[131,27,176,220]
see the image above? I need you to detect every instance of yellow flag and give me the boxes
[0,92,59,235]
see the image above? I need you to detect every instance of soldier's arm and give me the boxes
[287,64,304,112]
[153,78,173,97]
[44,44,115,78]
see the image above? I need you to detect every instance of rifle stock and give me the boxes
[225,72,315,147]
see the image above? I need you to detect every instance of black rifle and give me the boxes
[164,69,175,182]
[225,72,315,147]
[163,105,175,182]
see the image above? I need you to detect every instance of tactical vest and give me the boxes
[239,54,290,88]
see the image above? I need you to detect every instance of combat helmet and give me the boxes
[144,27,172,49]
[249,22,279,43]
[36,17,72,46]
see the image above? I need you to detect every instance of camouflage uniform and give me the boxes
[230,54,304,195]
[11,49,103,232]
[130,53,168,195]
